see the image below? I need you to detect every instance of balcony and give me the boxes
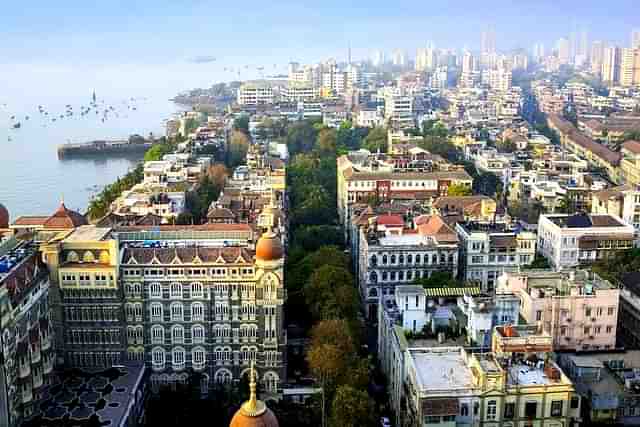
[172,362,186,371]
[152,362,165,372]
[193,361,206,371]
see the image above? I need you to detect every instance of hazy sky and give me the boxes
[0,0,638,98]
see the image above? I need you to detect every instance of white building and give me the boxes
[537,213,636,270]
[592,184,640,231]
[455,222,537,293]
[237,81,276,106]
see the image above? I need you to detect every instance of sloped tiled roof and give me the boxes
[122,246,254,265]
[43,202,88,229]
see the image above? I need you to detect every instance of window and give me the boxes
[192,303,204,321]
[486,400,497,420]
[585,307,592,317]
[172,326,184,344]
[382,255,388,265]
[551,401,563,417]
[150,283,162,298]
[192,325,205,344]
[570,396,580,409]
[536,310,542,321]
[425,416,440,424]
[504,402,515,419]
[606,325,613,333]
[151,325,164,344]
[192,347,206,367]
[525,402,537,418]
[608,306,615,316]
[172,347,185,368]
[171,303,184,321]
[150,303,163,320]
[191,282,204,298]
[152,347,165,366]
[170,283,182,299]
[460,403,469,417]
[370,255,377,266]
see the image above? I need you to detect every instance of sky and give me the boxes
[0,0,639,98]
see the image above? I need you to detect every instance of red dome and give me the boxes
[255,231,284,261]
[0,203,9,228]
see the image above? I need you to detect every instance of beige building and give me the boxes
[621,141,640,187]
[500,269,620,352]
[592,184,640,231]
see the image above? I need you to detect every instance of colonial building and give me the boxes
[357,214,459,320]
[592,184,640,232]
[337,151,473,241]
[455,221,536,293]
[0,238,55,427]
[116,226,286,396]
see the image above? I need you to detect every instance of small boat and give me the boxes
[12,122,21,129]
[25,115,29,120]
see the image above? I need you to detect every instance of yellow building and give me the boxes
[620,140,640,186]
[400,325,581,427]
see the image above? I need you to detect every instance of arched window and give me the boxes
[223,347,232,362]
[99,250,110,264]
[382,255,388,265]
[125,304,135,321]
[83,251,95,263]
[150,303,163,321]
[152,347,165,367]
[369,271,378,283]
[192,302,204,321]
[416,254,421,264]
[171,303,183,321]
[399,254,404,264]
[192,347,206,368]
[390,254,396,264]
[172,347,185,369]
[264,371,279,393]
[407,254,413,264]
[66,251,79,263]
[214,347,223,362]
[134,303,143,319]
[370,255,377,266]
[172,325,184,344]
[369,288,378,298]
[151,325,164,344]
[170,283,182,299]
[382,271,388,281]
[215,369,232,385]
[150,283,162,298]
[191,282,204,299]
[192,325,205,344]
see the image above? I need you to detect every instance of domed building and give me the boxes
[43,201,88,230]
[0,202,10,229]
[255,230,284,262]
[230,365,279,427]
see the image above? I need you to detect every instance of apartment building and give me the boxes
[337,152,473,239]
[455,222,536,293]
[621,141,640,187]
[432,196,497,222]
[357,214,459,320]
[237,82,276,106]
[592,184,640,231]
[537,213,636,270]
[0,238,55,427]
[501,269,620,351]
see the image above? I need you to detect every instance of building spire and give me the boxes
[248,360,258,410]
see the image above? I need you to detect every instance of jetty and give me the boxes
[57,134,158,158]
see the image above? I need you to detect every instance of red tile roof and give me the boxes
[43,202,88,229]
[622,140,640,155]
[376,214,404,227]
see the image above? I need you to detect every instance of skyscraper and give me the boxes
[557,38,571,64]
[392,49,408,68]
[591,41,606,76]
[533,43,545,62]
[481,27,496,54]
[602,46,622,85]
[372,50,385,67]
[620,48,640,87]
[632,29,640,49]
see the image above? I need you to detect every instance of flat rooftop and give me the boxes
[409,348,474,391]
[545,213,627,228]
[508,364,555,386]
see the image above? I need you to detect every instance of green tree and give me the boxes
[623,130,640,142]
[144,143,173,162]
[497,139,518,153]
[317,128,338,154]
[362,126,387,152]
[227,130,250,168]
[446,183,472,197]
[233,115,250,134]
[304,265,358,322]
[286,120,319,155]
[329,386,375,427]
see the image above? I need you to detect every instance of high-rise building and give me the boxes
[632,29,640,49]
[579,30,589,57]
[557,37,571,64]
[620,48,640,87]
[533,43,545,62]
[372,50,385,68]
[602,46,622,85]
[461,50,475,74]
[415,42,436,72]
[392,49,407,68]
[590,40,607,76]
[480,27,496,54]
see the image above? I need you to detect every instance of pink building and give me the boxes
[499,269,620,352]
